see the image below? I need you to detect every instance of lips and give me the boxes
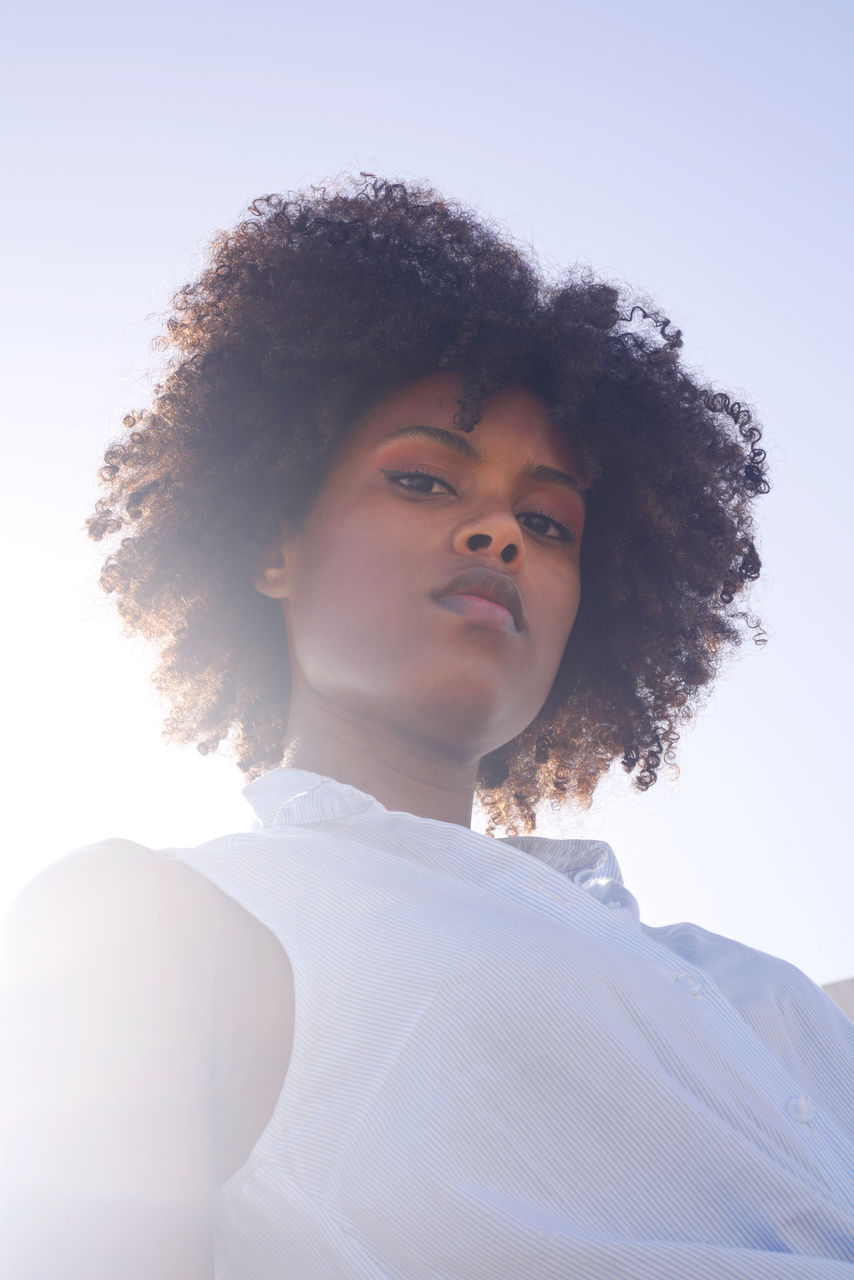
[431,566,525,631]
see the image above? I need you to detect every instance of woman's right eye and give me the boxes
[381,468,456,496]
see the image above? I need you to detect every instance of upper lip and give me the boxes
[431,566,525,631]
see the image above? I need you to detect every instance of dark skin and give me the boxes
[254,371,587,827]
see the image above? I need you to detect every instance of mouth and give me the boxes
[431,567,525,633]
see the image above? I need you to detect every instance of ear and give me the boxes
[252,531,295,600]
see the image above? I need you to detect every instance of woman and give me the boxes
[2,176,852,1277]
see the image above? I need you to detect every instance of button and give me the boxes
[786,1094,816,1124]
[675,970,705,996]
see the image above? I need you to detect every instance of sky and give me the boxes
[2,0,852,986]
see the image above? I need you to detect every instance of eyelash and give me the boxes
[380,468,575,543]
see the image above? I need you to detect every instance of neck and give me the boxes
[283,694,480,828]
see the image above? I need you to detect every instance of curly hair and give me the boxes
[88,173,769,833]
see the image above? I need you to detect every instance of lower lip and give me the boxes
[435,593,519,634]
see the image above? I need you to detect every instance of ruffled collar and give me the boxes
[243,767,639,920]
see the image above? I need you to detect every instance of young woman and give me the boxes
[2,176,852,1278]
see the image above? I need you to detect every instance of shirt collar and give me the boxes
[243,767,377,830]
[242,768,635,916]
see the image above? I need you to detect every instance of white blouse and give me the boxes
[166,768,854,1277]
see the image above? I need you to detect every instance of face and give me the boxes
[256,371,586,764]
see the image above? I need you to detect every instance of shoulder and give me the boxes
[5,835,219,919]
[1,839,232,1002]
[0,837,227,1082]
[0,840,223,1276]
[2,837,297,1189]
[0,836,258,1139]
[1,835,293,1042]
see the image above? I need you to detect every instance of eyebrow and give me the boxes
[381,424,586,500]
[382,424,479,460]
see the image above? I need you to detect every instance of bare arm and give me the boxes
[0,841,217,1280]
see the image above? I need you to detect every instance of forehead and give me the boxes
[343,370,579,470]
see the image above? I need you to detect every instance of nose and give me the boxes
[451,503,526,568]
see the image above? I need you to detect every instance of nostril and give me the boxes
[501,543,518,564]
[467,533,491,551]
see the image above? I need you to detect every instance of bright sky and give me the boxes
[2,0,852,986]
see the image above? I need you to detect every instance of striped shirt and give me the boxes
[167,768,854,1277]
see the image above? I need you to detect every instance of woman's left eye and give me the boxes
[381,468,456,496]
[519,511,573,542]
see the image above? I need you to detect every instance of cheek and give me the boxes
[286,518,420,673]
[535,567,582,668]
[544,559,582,626]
